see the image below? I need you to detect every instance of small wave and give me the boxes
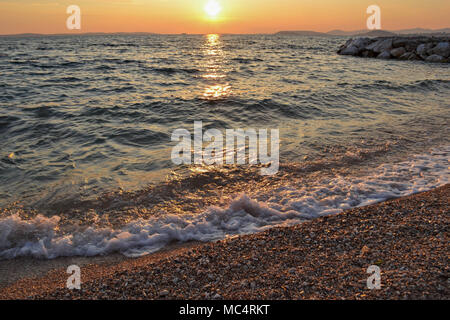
[108,128,169,147]
[32,106,56,118]
[340,79,450,92]
[0,146,448,259]
[92,43,139,48]
[0,115,20,125]
[43,76,82,83]
[83,85,135,93]
[408,79,450,91]
[231,57,263,64]
[150,67,201,76]
[94,65,116,71]
[60,61,84,68]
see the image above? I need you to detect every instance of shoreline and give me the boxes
[0,184,448,300]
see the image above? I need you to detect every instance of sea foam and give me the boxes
[0,146,448,259]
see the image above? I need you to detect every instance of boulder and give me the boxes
[390,47,406,58]
[338,36,450,63]
[426,54,445,63]
[340,45,360,55]
[377,51,391,59]
[361,50,377,58]
[372,39,393,53]
[392,38,408,48]
[431,42,450,58]
[338,39,354,52]
[404,40,420,52]
[351,38,371,49]
[365,40,379,51]
[416,44,427,55]
[399,52,420,61]
[343,38,354,47]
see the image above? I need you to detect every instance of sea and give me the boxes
[0,34,449,259]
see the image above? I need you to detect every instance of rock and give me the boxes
[342,38,353,48]
[399,52,419,61]
[361,50,376,58]
[392,38,408,48]
[360,245,370,256]
[426,47,435,56]
[416,44,427,56]
[159,289,169,297]
[338,36,449,63]
[431,42,450,58]
[404,40,420,52]
[352,38,371,49]
[337,39,352,53]
[365,39,381,51]
[340,45,360,55]
[377,51,391,59]
[426,54,445,63]
[390,47,406,58]
[372,39,393,53]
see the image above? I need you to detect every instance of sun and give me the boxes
[204,0,222,18]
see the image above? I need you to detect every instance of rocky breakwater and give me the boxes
[337,36,450,63]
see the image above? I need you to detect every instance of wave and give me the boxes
[0,146,448,260]
[337,79,450,92]
[149,67,201,76]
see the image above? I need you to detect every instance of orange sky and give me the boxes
[0,0,449,35]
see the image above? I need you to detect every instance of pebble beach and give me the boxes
[1,184,448,300]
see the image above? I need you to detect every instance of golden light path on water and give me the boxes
[202,34,232,99]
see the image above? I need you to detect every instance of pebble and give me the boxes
[4,185,448,301]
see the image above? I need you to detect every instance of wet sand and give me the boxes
[0,184,448,300]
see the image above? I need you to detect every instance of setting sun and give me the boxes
[204,0,222,18]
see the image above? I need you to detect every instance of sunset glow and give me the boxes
[204,0,222,18]
[0,0,449,34]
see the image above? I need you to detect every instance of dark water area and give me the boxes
[1,34,449,207]
[0,34,448,259]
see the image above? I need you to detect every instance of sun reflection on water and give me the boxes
[203,84,232,99]
[206,33,220,46]
[201,34,232,100]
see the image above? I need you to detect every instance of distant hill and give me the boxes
[327,28,450,37]
[395,28,450,34]
[275,30,330,37]
[358,30,397,37]
[326,28,450,37]
[275,29,396,37]
[0,32,159,37]
[327,30,366,36]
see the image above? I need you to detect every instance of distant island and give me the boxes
[275,28,450,37]
[1,28,449,38]
[275,30,331,37]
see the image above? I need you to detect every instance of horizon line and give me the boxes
[1,27,450,37]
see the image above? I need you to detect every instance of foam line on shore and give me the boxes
[0,146,448,259]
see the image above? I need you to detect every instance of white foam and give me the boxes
[0,146,448,259]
